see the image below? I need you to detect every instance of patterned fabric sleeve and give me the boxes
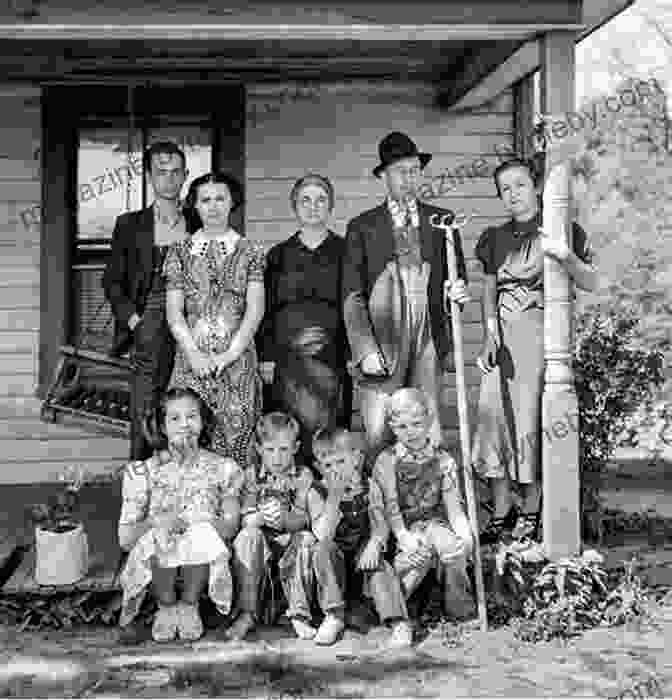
[163,243,185,291]
[370,449,406,536]
[246,242,267,284]
[474,227,497,275]
[438,449,462,501]
[239,466,259,516]
[118,460,150,528]
[291,468,314,519]
[305,485,327,530]
[367,477,390,545]
[217,457,245,500]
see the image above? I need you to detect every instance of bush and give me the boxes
[573,306,665,540]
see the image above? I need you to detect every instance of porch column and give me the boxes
[540,31,581,558]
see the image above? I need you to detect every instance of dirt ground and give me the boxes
[0,545,670,700]
[0,453,670,698]
[0,597,670,698]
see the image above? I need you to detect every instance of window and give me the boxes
[72,119,213,351]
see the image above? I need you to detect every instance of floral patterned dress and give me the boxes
[164,235,266,467]
[117,449,244,626]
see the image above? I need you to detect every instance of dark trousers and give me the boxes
[129,310,175,460]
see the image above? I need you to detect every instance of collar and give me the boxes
[387,197,419,229]
[190,228,241,256]
[259,461,300,482]
[512,212,541,238]
[394,437,438,463]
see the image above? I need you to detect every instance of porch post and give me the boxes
[539,31,581,558]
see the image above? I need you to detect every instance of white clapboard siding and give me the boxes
[246,80,513,427]
[0,87,130,484]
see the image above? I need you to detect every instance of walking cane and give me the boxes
[430,211,488,632]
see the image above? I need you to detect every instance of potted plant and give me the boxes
[27,466,89,586]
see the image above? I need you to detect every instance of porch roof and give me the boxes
[0,0,632,107]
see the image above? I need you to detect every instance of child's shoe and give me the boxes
[314,613,345,646]
[152,604,179,642]
[386,620,414,648]
[176,602,204,642]
[227,612,257,641]
[290,616,317,640]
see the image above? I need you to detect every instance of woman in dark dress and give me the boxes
[257,173,351,465]
[472,158,598,544]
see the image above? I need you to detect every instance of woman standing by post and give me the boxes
[257,173,351,466]
[472,157,597,544]
[164,172,266,469]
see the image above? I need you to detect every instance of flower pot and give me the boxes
[34,522,89,586]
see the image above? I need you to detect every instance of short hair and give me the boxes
[289,173,335,213]
[143,141,187,173]
[493,157,542,198]
[312,426,365,458]
[386,388,434,424]
[254,411,301,446]
[143,386,213,451]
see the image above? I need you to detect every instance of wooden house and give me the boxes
[0,0,632,560]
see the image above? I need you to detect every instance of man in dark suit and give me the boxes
[103,141,189,460]
[342,132,470,456]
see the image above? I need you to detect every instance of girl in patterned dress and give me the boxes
[165,172,266,468]
[117,387,244,642]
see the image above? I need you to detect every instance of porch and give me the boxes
[0,0,634,591]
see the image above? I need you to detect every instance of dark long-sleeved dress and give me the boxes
[257,231,352,459]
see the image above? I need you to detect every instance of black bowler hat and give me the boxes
[373,131,432,177]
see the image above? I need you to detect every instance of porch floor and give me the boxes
[0,480,122,594]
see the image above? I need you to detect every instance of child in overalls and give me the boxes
[300,427,413,646]
[370,388,476,624]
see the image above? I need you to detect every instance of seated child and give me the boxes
[303,427,413,646]
[117,387,244,642]
[227,412,316,641]
[370,388,476,622]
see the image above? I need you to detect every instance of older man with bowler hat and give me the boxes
[342,132,470,458]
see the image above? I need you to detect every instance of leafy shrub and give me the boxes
[493,543,647,642]
[573,306,665,540]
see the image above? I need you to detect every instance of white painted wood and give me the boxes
[540,31,581,559]
[0,459,127,484]
[0,24,584,41]
[0,331,37,354]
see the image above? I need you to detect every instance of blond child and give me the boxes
[370,388,476,621]
[117,387,243,642]
[298,427,412,646]
[227,412,316,641]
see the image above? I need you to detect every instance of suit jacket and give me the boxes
[342,200,467,380]
[102,207,157,356]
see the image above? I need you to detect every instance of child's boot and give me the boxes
[386,619,414,648]
[314,612,345,646]
[176,602,204,642]
[227,611,257,641]
[152,603,179,642]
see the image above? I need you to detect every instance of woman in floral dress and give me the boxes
[165,172,266,468]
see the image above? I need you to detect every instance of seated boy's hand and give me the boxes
[397,529,424,553]
[357,538,383,571]
[245,511,266,529]
[407,544,434,569]
[260,500,285,530]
